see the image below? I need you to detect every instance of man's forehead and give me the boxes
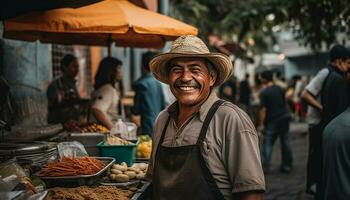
[169,57,207,66]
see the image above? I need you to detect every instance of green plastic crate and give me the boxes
[96,141,136,166]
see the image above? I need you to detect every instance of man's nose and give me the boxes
[181,69,192,81]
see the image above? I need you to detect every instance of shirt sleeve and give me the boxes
[223,108,266,193]
[305,68,329,96]
[91,86,114,112]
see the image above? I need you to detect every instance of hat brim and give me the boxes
[149,52,233,86]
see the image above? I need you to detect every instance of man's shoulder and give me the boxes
[215,101,257,135]
[216,101,249,117]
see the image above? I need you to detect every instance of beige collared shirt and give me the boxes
[148,92,265,199]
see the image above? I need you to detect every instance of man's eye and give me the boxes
[191,68,201,73]
[171,66,182,72]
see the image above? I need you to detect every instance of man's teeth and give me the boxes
[179,86,196,91]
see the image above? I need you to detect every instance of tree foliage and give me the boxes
[170,0,350,52]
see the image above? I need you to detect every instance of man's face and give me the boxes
[64,59,79,78]
[335,58,350,73]
[168,57,216,107]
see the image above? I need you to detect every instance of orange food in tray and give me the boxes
[39,157,104,177]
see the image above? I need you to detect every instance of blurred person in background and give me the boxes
[317,74,350,200]
[292,75,305,122]
[238,74,251,114]
[131,51,165,136]
[47,54,80,124]
[274,71,288,90]
[301,67,329,194]
[258,70,292,173]
[218,75,237,103]
[319,45,350,129]
[91,57,123,129]
[315,45,350,198]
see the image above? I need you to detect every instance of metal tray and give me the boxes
[100,181,151,200]
[37,157,115,188]
[130,181,151,200]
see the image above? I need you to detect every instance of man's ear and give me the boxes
[209,72,217,86]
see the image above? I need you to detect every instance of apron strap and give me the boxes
[158,116,171,145]
[196,99,225,145]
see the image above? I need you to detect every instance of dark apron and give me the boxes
[153,100,225,200]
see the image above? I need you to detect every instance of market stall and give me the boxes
[0,134,152,199]
[1,1,197,199]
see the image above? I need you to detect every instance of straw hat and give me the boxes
[150,35,233,86]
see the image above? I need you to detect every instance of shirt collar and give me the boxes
[167,91,219,123]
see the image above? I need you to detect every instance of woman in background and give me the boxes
[92,57,123,129]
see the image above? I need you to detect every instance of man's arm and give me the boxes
[258,107,266,133]
[301,89,323,112]
[91,108,113,129]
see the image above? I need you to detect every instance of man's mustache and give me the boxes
[174,79,199,87]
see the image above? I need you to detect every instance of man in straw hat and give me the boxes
[147,35,265,200]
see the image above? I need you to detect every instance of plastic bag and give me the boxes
[57,141,88,158]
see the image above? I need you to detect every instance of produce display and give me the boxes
[137,135,152,159]
[39,157,104,177]
[109,162,148,182]
[64,120,109,133]
[106,135,133,145]
[81,123,109,133]
[45,185,133,200]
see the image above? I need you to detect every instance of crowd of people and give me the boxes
[46,51,167,137]
[46,35,350,199]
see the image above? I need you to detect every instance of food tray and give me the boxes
[130,181,151,200]
[100,181,151,200]
[37,157,115,188]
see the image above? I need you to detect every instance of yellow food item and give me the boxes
[124,171,136,179]
[115,174,130,182]
[136,140,152,159]
[81,123,109,133]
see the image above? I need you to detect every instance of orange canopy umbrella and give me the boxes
[3,0,198,49]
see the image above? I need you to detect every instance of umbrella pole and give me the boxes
[107,34,112,57]
[108,45,111,57]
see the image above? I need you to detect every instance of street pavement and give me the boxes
[263,122,314,200]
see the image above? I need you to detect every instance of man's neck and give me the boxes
[176,93,211,127]
[177,104,201,127]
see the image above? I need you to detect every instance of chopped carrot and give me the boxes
[39,157,104,177]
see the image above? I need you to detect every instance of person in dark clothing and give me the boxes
[218,75,237,104]
[47,54,80,124]
[239,74,251,113]
[315,45,350,199]
[131,51,165,136]
[258,70,292,173]
[318,88,350,200]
